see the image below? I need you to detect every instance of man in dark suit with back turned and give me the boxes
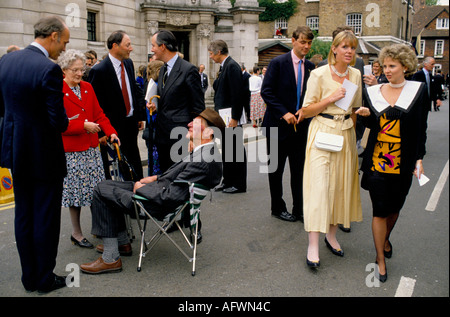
[208,39,247,194]
[88,30,146,180]
[148,30,205,173]
[261,26,315,222]
[0,16,70,293]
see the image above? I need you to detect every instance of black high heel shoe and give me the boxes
[324,237,344,256]
[375,261,388,283]
[384,240,392,259]
[306,257,320,268]
[71,235,94,249]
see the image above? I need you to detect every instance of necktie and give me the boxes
[120,62,131,115]
[162,64,168,88]
[218,66,222,78]
[296,59,303,110]
[425,71,430,96]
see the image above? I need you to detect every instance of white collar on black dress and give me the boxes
[366,80,422,116]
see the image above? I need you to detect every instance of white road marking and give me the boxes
[425,160,449,211]
[395,276,416,297]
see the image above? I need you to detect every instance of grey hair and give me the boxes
[34,15,66,39]
[207,40,228,55]
[57,49,86,70]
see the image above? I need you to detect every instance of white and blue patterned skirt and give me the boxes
[62,147,105,208]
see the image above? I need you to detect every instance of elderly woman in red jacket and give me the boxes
[58,49,120,248]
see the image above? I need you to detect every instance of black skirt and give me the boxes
[362,170,413,217]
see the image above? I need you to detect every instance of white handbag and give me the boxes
[314,131,344,152]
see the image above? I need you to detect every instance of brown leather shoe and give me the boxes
[96,243,132,256]
[80,257,122,274]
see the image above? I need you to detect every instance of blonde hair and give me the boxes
[328,30,358,66]
[378,44,418,77]
[146,60,164,82]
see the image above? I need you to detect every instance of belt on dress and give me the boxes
[319,113,351,121]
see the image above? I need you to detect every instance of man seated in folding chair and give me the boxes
[80,109,224,274]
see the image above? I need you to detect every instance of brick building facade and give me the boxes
[411,5,449,75]
[258,0,424,67]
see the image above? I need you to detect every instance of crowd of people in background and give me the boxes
[0,14,448,294]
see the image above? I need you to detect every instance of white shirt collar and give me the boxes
[193,141,214,153]
[31,42,49,58]
[220,56,229,68]
[108,53,122,68]
[166,53,178,76]
[366,81,422,116]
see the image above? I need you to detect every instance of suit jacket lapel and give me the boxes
[161,58,182,98]
[302,61,313,93]
[104,56,122,97]
[284,53,297,92]
[124,59,135,102]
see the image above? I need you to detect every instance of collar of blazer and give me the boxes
[160,57,183,97]
[103,56,135,99]
[284,52,313,92]
[63,81,89,110]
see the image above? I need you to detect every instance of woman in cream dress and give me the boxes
[300,31,369,267]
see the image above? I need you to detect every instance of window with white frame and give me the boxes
[275,18,288,30]
[418,40,425,57]
[306,16,319,31]
[436,18,449,29]
[434,40,444,57]
[346,13,362,35]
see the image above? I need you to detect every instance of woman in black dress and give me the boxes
[361,44,429,282]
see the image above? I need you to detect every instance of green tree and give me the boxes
[306,38,332,60]
[258,0,298,22]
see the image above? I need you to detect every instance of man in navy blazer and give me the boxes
[0,16,70,293]
[88,30,146,180]
[261,26,315,222]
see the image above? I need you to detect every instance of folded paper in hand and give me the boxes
[335,79,358,111]
[416,162,430,186]
[314,131,344,152]
[145,79,158,109]
[218,108,247,126]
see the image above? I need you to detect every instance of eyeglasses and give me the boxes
[67,67,86,74]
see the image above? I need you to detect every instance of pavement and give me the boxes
[0,103,448,303]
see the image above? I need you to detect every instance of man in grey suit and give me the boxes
[148,30,205,173]
[80,109,224,274]
[0,16,70,293]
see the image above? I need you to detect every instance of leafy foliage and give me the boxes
[306,37,332,60]
[257,0,298,22]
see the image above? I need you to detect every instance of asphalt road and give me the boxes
[0,100,448,301]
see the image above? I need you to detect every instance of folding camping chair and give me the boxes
[107,141,136,242]
[132,180,210,276]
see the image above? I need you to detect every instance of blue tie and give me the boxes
[297,60,302,110]
[425,71,430,96]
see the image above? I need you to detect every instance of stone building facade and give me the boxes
[0,0,263,97]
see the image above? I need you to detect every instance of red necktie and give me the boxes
[121,62,131,115]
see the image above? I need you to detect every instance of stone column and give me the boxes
[229,0,265,70]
